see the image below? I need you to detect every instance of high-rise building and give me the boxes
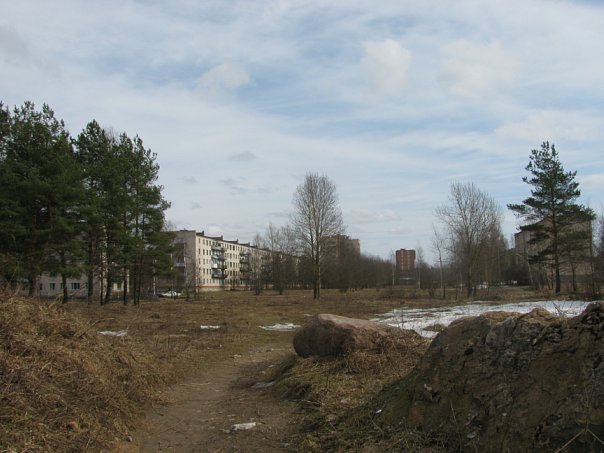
[395,248,416,273]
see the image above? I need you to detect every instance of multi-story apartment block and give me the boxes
[395,249,415,273]
[170,230,272,292]
[33,274,124,301]
[514,218,592,288]
[394,248,416,284]
[323,235,361,263]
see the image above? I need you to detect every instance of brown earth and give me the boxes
[116,340,301,453]
[373,302,604,452]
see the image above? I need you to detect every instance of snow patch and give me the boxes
[200,325,221,330]
[374,300,593,338]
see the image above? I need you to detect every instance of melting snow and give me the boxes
[259,323,299,331]
[200,325,221,330]
[374,300,594,338]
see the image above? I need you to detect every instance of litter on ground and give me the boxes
[97,330,128,337]
[259,323,299,331]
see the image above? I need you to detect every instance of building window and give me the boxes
[50,283,55,290]
[70,282,80,290]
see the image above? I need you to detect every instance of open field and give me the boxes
[0,286,588,452]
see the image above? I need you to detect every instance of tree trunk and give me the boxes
[104,269,113,305]
[61,273,68,304]
[60,251,69,303]
[87,241,95,303]
[554,264,561,294]
[122,269,128,305]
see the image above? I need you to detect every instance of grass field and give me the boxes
[0,286,566,451]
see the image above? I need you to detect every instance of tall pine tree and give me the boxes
[508,142,594,293]
[0,102,83,296]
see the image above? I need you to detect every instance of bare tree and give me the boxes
[291,173,344,299]
[436,182,502,298]
[432,225,446,299]
[415,242,425,290]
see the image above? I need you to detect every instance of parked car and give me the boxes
[159,290,180,298]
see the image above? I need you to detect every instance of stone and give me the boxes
[293,313,411,358]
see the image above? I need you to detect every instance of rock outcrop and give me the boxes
[293,314,418,358]
[375,302,604,452]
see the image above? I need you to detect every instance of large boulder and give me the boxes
[375,302,604,452]
[293,313,415,358]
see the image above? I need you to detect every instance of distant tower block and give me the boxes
[395,249,416,273]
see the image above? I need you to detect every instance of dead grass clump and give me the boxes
[0,295,168,452]
[272,333,429,452]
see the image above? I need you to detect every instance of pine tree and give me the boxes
[75,120,114,303]
[0,102,83,296]
[508,142,594,293]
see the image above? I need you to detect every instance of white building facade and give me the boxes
[171,230,271,292]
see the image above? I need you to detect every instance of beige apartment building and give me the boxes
[35,274,124,301]
[514,219,592,289]
[170,230,272,293]
[34,229,271,298]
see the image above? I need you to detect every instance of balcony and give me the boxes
[211,252,225,261]
[211,270,227,279]
[211,244,225,252]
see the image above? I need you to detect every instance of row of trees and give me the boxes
[434,142,596,296]
[252,173,394,298]
[256,142,598,299]
[0,101,172,304]
[3,100,595,301]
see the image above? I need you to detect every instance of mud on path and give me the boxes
[117,339,301,453]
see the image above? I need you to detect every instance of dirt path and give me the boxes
[117,340,301,453]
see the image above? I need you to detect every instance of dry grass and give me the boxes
[0,286,563,452]
[0,288,408,451]
[0,294,168,452]
[271,331,431,452]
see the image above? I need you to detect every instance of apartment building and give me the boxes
[394,248,416,284]
[514,218,592,288]
[395,248,416,273]
[34,274,124,300]
[170,230,272,292]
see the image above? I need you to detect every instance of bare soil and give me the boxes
[101,289,413,452]
[117,339,300,453]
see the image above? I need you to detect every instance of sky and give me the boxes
[2,0,604,262]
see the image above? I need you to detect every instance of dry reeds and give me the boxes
[272,331,429,452]
[0,295,168,452]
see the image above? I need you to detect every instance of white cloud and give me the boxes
[346,209,401,225]
[439,40,518,99]
[361,39,411,98]
[228,151,257,162]
[495,110,603,143]
[197,62,252,99]
[183,176,198,185]
[581,174,604,190]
